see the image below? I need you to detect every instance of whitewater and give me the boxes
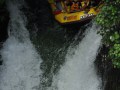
[0,0,102,90]
[51,24,102,90]
[0,0,42,90]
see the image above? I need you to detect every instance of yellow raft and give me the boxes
[48,0,102,24]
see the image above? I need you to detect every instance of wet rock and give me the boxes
[0,8,9,43]
[105,68,120,90]
[0,2,9,65]
[95,45,120,90]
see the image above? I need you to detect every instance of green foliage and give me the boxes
[110,32,120,43]
[109,43,120,68]
[109,32,120,68]
[96,1,120,29]
[96,0,120,68]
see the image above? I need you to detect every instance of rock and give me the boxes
[95,45,120,90]
[0,2,9,65]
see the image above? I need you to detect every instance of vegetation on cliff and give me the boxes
[96,0,120,68]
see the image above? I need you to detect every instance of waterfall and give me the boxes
[0,0,42,90]
[0,0,103,90]
[51,24,102,90]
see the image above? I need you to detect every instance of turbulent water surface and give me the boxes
[51,25,102,90]
[0,1,42,90]
[0,0,102,90]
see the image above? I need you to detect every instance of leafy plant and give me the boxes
[96,0,120,68]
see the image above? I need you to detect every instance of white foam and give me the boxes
[0,0,42,90]
[51,24,102,90]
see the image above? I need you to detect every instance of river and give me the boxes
[0,0,102,90]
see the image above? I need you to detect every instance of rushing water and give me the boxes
[51,24,102,90]
[0,0,42,90]
[0,0,103,90]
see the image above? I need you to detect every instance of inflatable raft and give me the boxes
[48,0,103,24]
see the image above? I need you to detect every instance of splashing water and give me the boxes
[51,24,102,90]
[0,0,103,90]
[0,0,42,90]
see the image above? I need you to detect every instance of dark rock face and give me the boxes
[105,69,120,90]
[95,45,120,90]
[0,0,9,43]
[0,3,9,65]
[0,9,9,43]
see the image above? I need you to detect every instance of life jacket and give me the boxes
[71,1,79,11]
